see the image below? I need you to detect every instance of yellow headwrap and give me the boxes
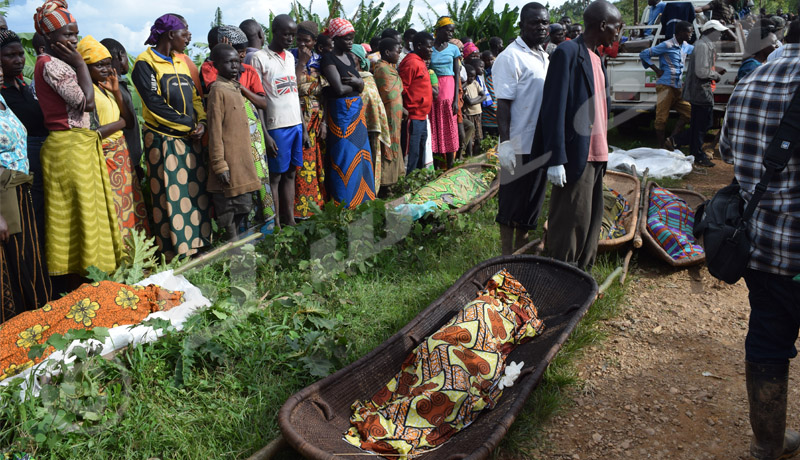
[77,35,111,65]
[435,16,454,29]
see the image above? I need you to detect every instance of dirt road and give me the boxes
[527,162,800,459]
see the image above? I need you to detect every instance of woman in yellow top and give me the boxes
[77,36,148,242]
[132,14,210,260]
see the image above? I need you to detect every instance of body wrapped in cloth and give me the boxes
[344,269,544,458]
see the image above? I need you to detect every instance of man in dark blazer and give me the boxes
[539,0,622,270]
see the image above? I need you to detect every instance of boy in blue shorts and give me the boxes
[250,14,310,227]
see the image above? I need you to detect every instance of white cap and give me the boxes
[701,19,729,32]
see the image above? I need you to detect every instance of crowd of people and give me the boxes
[0,0,512,317]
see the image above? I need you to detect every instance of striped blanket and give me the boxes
[646,187,704,260]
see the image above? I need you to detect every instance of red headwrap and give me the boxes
[33,0,75,35]
[323,18,355,38]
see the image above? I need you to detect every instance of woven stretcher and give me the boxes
[598,171,641,253]
[640,181,707,267]
[278,255,598,459]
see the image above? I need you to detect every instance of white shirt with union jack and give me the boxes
[250,48,303,130]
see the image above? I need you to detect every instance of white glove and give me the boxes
[547,165,567,187]
[498,361,524,390]
[497,141,516,175]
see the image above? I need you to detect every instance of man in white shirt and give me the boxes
[250,14,308,227]
[493,2,551,255]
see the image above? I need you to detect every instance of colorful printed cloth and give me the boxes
[143,128,212,260]
[646,187,704,260]
[326,96,376,208]
[103,136,149,241]
[243,100,276,227]
[0,280,184,381]
[40,128,122,275]
[373,60,405,186]
[294,68,326,218]
[360,71,391,191]
[600,185,630,240]
[0,94,29,174]
[344,269,545,458]
[407,168,495,210]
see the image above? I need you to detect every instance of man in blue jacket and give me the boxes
[539,0,622,270]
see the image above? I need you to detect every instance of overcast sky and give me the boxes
[4,0,567,56]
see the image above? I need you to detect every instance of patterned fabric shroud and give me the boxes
[599,185,630,240]
[0,280,184,381]
[407,168,494,210]
[344,269,545,458]
[646,187,704,260]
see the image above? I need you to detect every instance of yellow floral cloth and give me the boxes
[0,281,184,381]
[344,269,544,458]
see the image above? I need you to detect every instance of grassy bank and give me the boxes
[0,174,629,459]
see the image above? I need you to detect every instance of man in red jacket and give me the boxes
[398,32,434,174]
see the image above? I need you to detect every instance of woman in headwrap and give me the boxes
[430,16,461,170]
[32,0,122,283]
[200,25,276,231]
[0,47,52,316]
[132,14,211,260]
[0,30,48,258]
[77,36,149,242]
[351,43,390,194]
[291,21,327,218]
[372,37,405,193]
[319,18,376,208]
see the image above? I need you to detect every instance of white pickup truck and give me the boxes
[606,1,745,125]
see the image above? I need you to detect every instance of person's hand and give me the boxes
[717,67,727,75]
[51,41,84,68]
[452,100,458,116]
[98,68,120,94]
[297,43,312,66]
[343,72,364,92]
[547,165,567,187]
[402,107,409,119]
[303,129,311,148]
[190,122,205,140]
[497,141,516,175]
[653,67,664,78]
[265,133,279,158]
[217,171,231,186]
[219,36,231,46]
[320,122,327,140]
[0,213,8,243]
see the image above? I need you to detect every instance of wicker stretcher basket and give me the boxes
[598,171,641,253]
[640,181,707,267]
[387,163,500,216]
[278,255,598,459]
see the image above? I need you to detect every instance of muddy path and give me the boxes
[525,161,800,460]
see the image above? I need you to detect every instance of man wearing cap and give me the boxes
[679,19,728,167]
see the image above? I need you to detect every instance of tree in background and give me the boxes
[418,0,520,49]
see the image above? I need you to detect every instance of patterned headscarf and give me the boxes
[435,16,454,29]
[449,38,464,52]
[144,14,185,46]
[33,0,75,35]
[462,41,479,58]
[0,30,21,49]
[77,35,111,64]
[323,18,355,38]
[217,25,247,47]
[297,20,319,38]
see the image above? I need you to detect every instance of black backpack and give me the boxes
[693,89,800,284]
